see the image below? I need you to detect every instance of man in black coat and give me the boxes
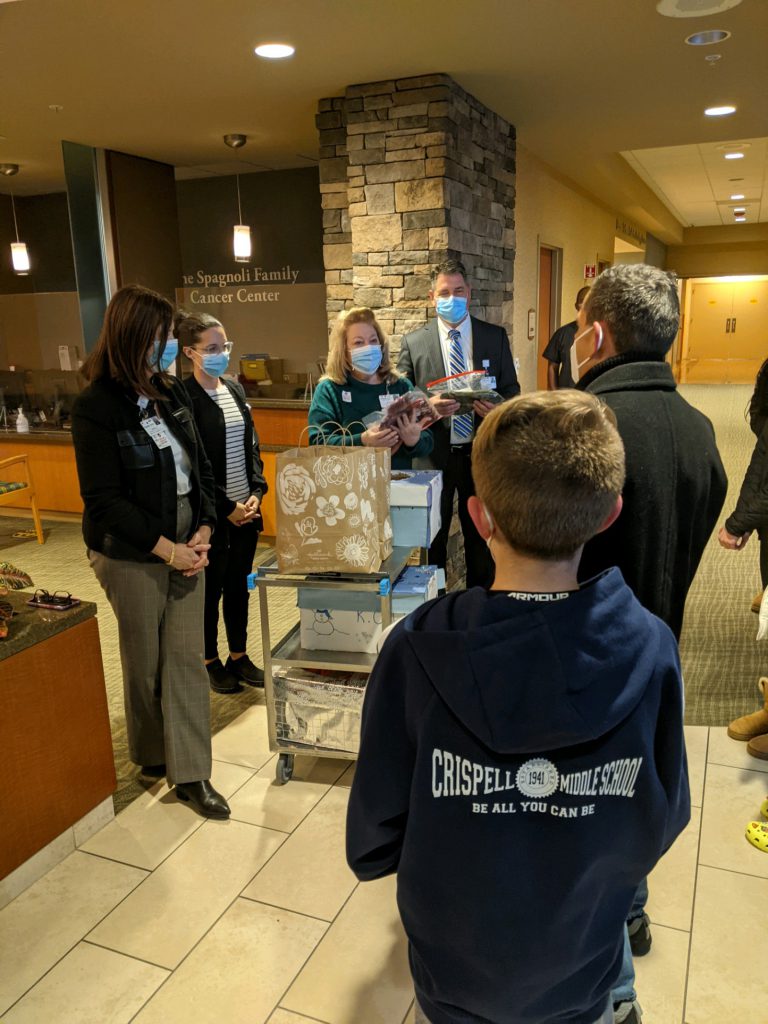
[397,258,520,587]
[575,263,727,640]
[573,263,727,1024]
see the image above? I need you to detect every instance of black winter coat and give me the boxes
[578,355,727,639]
[725,424,768,537]
[72,376,217,562]
[182,376,267,535]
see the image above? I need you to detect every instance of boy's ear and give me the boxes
[595,494,623,535]
[467,495,491,541]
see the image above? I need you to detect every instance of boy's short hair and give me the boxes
[473,390,625,560]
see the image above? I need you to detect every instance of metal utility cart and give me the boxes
[252,547,413,784]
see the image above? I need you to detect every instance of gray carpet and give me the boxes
[678,384,765,725]
[1,386,765,807]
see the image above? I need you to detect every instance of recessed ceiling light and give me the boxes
[685,29,732,44]
[730,193,745,199]
[705,105,736,116]
[254,43,295,59]
[735,215,746,222]
[733,207,746,213]
[725,151,745,159]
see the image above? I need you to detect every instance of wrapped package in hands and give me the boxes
[426,369,504,413]
[362,388,438,431]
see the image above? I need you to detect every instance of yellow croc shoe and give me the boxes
[746,821,768,852]
[761,798,768,820]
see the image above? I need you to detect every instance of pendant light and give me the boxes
[1,165,30,275]
[233,174,251,263]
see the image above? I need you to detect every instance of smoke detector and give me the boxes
[223,134,247,149]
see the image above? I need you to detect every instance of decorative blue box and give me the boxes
[390,470,443,548]
[392,565,439,615]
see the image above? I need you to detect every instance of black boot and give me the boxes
[175,780,230,819]
[225,654,264,687]
[207,658,243,694]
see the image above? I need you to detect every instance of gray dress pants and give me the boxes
[89,497,212,785]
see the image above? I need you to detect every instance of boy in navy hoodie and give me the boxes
[346,390,690,1024]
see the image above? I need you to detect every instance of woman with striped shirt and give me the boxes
[178,311,268,695]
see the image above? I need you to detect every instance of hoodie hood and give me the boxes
[402,567,658,754]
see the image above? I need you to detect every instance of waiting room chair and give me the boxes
[0,454,45,544]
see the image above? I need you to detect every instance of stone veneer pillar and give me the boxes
[316,73,516,352]
[316,74,516,587]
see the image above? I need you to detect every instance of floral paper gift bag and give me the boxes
[276,444,389,573]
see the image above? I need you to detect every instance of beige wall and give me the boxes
[512,145,616,392]
[0,293,83,370]
[668,224,768,279]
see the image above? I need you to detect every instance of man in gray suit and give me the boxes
[397,258,520,587]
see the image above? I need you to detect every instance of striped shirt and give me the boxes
[204,383,251,503]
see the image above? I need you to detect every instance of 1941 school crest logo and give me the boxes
[515,759,559,798]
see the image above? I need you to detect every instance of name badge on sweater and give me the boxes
[342,390,352,403]
[379,394,395,409]
[140,416,172,449]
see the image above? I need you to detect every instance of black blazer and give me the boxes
[183,376,267,531]
[397,315,520,469]
[72,376,217,562]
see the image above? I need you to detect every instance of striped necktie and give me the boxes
[448,328,473,440]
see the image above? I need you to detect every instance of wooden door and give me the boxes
[685,282,734,382]
[537,247,554,389]
[729,280,768,382]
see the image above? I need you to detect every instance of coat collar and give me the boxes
[579,353,676,395]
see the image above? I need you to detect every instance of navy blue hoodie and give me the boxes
[346,569,690,1024]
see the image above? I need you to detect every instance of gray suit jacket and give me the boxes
[397,315,520,470]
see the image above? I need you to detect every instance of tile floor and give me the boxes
[1,711,766,1023]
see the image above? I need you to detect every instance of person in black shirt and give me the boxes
[543,286,590,389]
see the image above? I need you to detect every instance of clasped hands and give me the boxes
[152,525,212,577]
[227,494,261,527]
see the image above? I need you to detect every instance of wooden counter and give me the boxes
[0,593,116,880]
[0,399,312,534]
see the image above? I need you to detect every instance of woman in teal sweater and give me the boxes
[309,306,434,469]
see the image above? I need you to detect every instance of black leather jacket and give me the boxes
[72,376,217,561]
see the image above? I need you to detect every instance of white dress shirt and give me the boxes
[436,315,474,445]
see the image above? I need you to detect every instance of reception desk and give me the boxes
[0,592,116,898]
[0,398,311,535]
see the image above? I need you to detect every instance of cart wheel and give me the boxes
[275,754,294,785]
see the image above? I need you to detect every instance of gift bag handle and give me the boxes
[298,420,355,448]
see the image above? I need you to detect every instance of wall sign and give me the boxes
[584,264,597,280]
[527,309,536,340]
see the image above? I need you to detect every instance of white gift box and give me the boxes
[389,470,443,548]
[297,588,383,653]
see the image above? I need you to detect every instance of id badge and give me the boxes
[379,394,395,410]
[480,375,497,390]
[342,390,352,403]
[140,416,172,449]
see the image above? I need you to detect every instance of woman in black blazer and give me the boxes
[72,285,229,820]
[178,311,268,695]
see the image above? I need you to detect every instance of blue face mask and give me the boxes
[200,351,230,378]
[149,338,178,373]
[350,345,383,375]
[435,295,469,324]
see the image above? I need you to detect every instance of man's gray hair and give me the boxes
[584,264,679,355]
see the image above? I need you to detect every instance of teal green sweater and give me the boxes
[308,375,434,469]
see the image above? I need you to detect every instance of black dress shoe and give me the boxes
[206,658,243,694]
[175,780,230,819]
[225,654,264,687]
[139,764,166,778]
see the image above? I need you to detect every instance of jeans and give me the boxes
[611,877,649,1006]
[413,997,613,1024]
